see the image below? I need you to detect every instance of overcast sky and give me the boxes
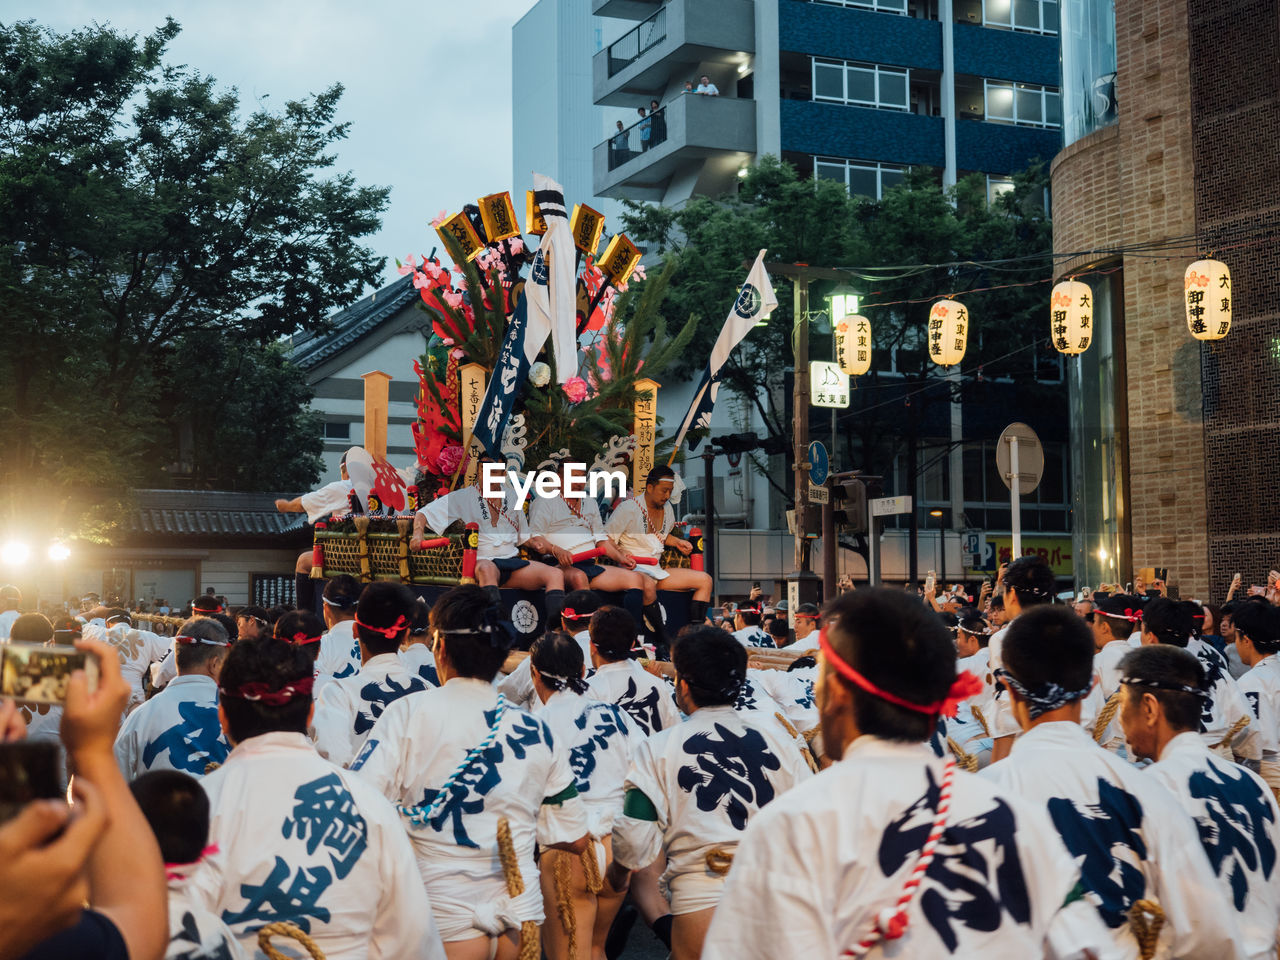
[5,0,539,288]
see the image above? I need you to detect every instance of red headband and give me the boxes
[818,625,982,718]
[1099,608,1143,623]
[281,631,322,646]
[562,608,592,621]
[220,676,314,706]
[354,614,408,639]
[176,634,230,647]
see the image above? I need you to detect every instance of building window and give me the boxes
[983,79,1061,128]
[986,175,1015,203]
[812,58,910,111]
[983,0,1058,34]
[323,421,351,441]
[812,0,908,13]
[815,157,907,199]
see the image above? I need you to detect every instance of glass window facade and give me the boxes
[812,58,911,111]
[812,0,908,12]
[984,0,1059,34]
[1067,269,1128,591]
[1060,0,1118,144]
[814,156,907,198]
[984,80,1062,129]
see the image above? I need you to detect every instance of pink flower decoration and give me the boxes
[412,271,431,290]
[436,444,466,475]
[441,337,455,346]
[442,290,464,309]
[632,264,647,281]
[562,377,589,404]
[450,348,465,360]
[430,209,448,228]
[396,254,419,276]
[509,238,525,255]
[423,260,444,279]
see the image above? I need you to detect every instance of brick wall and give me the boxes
[1189,0,1280,599]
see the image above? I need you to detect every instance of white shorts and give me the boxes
[665,867,729,915]
[425,874,544,942]
[636,564,669,582]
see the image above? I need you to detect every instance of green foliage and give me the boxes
[0,18,388,538]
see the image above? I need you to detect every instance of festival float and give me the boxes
[307,175,701,640]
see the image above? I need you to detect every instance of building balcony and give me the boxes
[780,99,946,167]
[593,0,755,106]
[594,94,757,200]
[592,0,663,19]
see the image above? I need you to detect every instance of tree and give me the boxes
[0,18,388,539]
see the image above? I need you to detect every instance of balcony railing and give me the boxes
[607,7,667,77]
[603,104,673,170]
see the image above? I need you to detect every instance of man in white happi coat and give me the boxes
[497,589,598,710]
[1119,644,1280,960]
[584,605,679,737]
[312,582,433,768]
[604,466,712,627]
[986,556,1058,763]
[729,603,774,649]
[703,588,1108,960]
[609,625,811,960]
[945,614,993,765]
[414,474,570,626]
[186,636,444,960]
[1092,594,1146,698]
[983,604,1246,959]
[1140,597,1260,767]
[1232,600,1280,792]
[99,608,171,713]
[130,769,247,960]
[275,450,364,615]
[116,617,231,779]
[351,584,589,960]
[150,595,227,694]
[529,460,670,652]
[317,575,362,681]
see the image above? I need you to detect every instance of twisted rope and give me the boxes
[582,839,603,894]
[969,704,990,738]
[705,847,735,876]
[774,711,819,773]
[945,736,978,773]
[1128,899,1164,960]
[841,759,956,957]
[495,816,539,960]
[398,695,508,827]
[257,921,325,960]
[551,849,578,959]
[1094,692,1122,744]
[1213,714,1250,751]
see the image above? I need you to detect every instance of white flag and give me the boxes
[524,173,579,382]
[671,249,777,453]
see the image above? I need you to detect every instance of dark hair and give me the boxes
[561,589,601,627]
[788,655,817,671]
[130,770,210,865]
[323,574,361,614]
[50,616,82,646]
[1202,603,1223,635]
[767,617,790,640]
[1002,605,1095,695]
[409,598,431,636]
[355,582,417,656]
[737,608,761,626]
[192,595,222,615]
[1178,600,1204,640]
[218,637,314,743]
[430,584,511,681]
[265,604,294,623]
[1094,594,1144,641]
[957,615,990,647]
[1003,556,1055,608]
[671,626,746,707]
[207,613,238,643]
[175,617,230,674]
[530,631,589,694]
[235,605,270,627]
[989,595,1004,611]
[1142,597,1192,648]
[105,607,133,628]
[1119,645,1206,732]
[273,610,326,664]
[589,605,637,662]
[823,588,956,742]
[9,613,52,644]
[1232,601,1280,654]
[644,465,675,487]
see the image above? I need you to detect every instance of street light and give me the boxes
[1,541,29,567]
[929,510,946,585]
[827,285,860,324]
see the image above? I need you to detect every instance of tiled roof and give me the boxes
[288,274,420,370]
[130,489,309,540]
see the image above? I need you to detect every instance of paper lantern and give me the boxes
[570,203,606,256]
[1049,280,1093,355]
[598,233,641,287]
[835,314,872,376]
[478,192,520,243]
[1185,259,1231,340]
[435,211,483,262]
[927,299,968,367]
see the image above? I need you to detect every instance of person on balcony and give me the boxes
[695,75,719,96]
[637,106,652,152]
[648,98,666,147]
[609,120,630,166]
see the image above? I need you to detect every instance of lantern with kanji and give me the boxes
[835,314,873,376]
[1185,259,1231,341]
[1049,280,1093,355]
[927,299,968,367]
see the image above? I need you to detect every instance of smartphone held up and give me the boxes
[0,643,99,705]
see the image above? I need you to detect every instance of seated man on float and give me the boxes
[528,458,669,650]
[413,458,569,625]
[275,450,356,612]
[605,465,712,627]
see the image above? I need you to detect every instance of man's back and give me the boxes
[585,658,679,736]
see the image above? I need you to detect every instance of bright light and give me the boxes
[1097,547,1109,561]
[738,60,751,75]
[828,289,860,323]
[1,541,30,566]
[929,509,944,518]
[737,167,749,179]
[48,542,71,562]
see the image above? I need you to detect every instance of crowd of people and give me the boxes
[6,501,1280,958]
[606,76,721,167]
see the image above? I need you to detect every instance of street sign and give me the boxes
[996,422,1044,495]
[870,495,913,517]
[962,529,985,568]
[808,483,829,504]
[807,441,829,485]
[810,361,850,408]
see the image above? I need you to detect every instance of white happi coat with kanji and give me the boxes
[187,731,444,960]
[311,652,434,768]
[351,678,588,942]
[1147,731,1280,960]
[316,619,360,681]
[105,622,171,712]
[585,659,680,737]
[702,736,1111,960]
[753,667,818,734]
[613,704,812,915]
[498,629,591,711]
[1237,654,1280,791]
[1187,637,1261,764]
[115,674,229,779]
[982,721,1246,959]
[163,876,246,960]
